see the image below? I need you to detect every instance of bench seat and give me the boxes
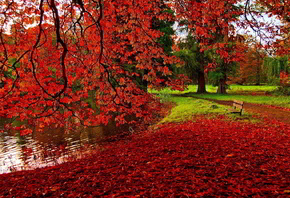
[229,100,244,115]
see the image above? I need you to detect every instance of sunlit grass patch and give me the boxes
[188,93,290,109]
[227,85,278,93]
[158,96,228,124]
[151,85,282,124]
[155,94,261,124]
[149,85,217,95]
[149,84,278,95]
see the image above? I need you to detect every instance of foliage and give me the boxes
[230,44,268,85]
[153,9,175,55]
[263,56,289,85]
[208,69,232,87]
[0,0,289,133]
[243,0,289,56]
[173,1,245,94]
[0,0,183,132]
[174,35,212,93]
[262,56,290,95]
[174,37,203,80]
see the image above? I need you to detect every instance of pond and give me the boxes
[0,119,128,174]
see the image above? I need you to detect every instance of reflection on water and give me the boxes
[0,124,105,174]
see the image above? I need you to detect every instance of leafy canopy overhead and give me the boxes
[0,0,288,133]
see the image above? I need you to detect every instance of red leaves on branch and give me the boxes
[0,0,182,130]
[0,0,289,131]
[0,117,289,197]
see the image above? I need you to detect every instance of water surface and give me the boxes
[0,124,105,174]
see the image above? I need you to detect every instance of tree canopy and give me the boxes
[0,0,289,133]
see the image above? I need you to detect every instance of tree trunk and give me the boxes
[197,71,206,93]
[217,75,227,94]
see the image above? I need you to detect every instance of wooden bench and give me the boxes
[229,100,244,115]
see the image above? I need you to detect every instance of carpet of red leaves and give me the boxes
[0,116,289,197]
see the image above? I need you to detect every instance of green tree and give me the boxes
[206,3,243,94]
[264,55,289,85]
[175,35,210,93]
[137,4,175,91]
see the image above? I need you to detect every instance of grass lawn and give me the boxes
[158,96,228,124]
[189,94,290,109]
[149,84,278,94]
[157,95,257,124]
[227,84,278,93]
[149,85,216,94]
[151,84,289,109]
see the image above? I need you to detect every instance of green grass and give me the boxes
[149,84,278,95]
[156,95,259,124]
[151,84,284,125]
[227,85,278,93]
[158,96,235,124]
[188,93,290,109]
[151,85,288,108]
[149,85,217,94]
[151,84,285,124]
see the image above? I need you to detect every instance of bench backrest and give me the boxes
[233,100,244,110]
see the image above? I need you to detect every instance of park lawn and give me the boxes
[149,84,278,95]
[227,84,278,93]
[149,85,217,94]
[158,96,228,124]
[151,85,288,109]
[156,95,256,124]
[189,93,290,109]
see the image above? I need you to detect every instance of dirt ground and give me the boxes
[199,97,290,125]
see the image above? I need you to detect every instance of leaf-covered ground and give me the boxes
[0,116,289,197]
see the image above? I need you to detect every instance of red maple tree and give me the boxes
[0,0,183,133]
[0,0,288,133]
